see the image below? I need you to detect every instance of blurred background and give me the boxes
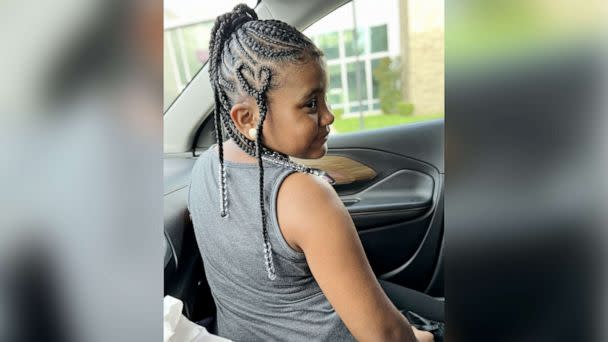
[446,0,608,341]
[0,0,606,341]
[0,0,162,341]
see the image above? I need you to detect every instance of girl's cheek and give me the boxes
[307,117,319,134]
[308,113,320,126]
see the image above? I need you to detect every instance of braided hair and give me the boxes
[208,4,330,280]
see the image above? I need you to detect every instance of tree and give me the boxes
[372,57,402,114]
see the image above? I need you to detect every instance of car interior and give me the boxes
[164,0,444,328]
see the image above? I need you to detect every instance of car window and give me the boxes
[164,0,257,112]
[304,0,444,134]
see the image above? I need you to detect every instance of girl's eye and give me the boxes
[305,98,318,111]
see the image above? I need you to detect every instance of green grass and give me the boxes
[332,113,443,134]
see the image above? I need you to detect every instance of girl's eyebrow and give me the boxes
[298,86,323,103]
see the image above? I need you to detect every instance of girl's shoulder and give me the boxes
[275,171,343,252]
[279,172,333,199]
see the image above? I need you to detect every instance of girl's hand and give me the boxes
[412,326,434,342]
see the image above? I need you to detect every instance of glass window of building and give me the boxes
[370,24,389,53]
[343,28,367,57]
[327,64,344,109]
[316,32,340,60]
[327,89,345,107]
[328,64,342,90]
[371,58,382,99]
[346,61,368,103]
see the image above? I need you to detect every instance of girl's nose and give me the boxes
[322,106,335,126]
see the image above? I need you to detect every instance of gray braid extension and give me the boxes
[208,3,323,280]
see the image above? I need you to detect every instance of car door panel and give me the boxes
[344,169,434,215]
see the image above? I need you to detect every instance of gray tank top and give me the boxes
[187,145,356,341]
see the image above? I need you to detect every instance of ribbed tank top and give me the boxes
[187,145,356,341]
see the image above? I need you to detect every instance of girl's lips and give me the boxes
[318,128,330,143]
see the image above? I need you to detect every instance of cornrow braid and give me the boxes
[208,3,333,280]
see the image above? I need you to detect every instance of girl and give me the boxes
[188,4,436,341]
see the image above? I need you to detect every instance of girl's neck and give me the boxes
[217,139,258,165]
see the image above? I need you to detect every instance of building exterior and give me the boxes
[304,0,403,117]
[402,0,444,116]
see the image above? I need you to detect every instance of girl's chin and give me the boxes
[308,145,327,159]
[291,142,327,159]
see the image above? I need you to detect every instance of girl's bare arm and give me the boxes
[277,172,422,342]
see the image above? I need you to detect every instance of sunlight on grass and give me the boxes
[331,113,443,134]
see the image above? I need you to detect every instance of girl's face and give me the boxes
[260,58,335,159]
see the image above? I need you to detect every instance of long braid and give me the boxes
[208,4,325,280]
[208,4,258,217]
[212,88,228,217]
[254,70,275,279]
[257,106,274,279]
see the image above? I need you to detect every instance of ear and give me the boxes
[229,100,258,139]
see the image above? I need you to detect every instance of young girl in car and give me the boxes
[188,4,438,341]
